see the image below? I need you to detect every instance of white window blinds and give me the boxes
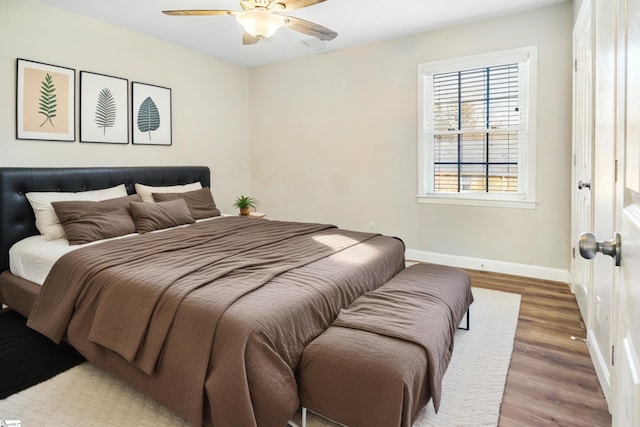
[430,64,520,192]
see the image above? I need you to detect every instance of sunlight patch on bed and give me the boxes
[312,234,384,266]
[311,233,360,248]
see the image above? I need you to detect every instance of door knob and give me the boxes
[578,180,591,190]
[579,232,621,266]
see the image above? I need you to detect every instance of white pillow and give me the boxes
[134,182,202,203]
[26,184,128,241]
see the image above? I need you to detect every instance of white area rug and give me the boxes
[414,287,520,426]
[0,287,520,427]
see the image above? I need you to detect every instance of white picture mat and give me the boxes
[132,82,172,146]
[80,71,128,144]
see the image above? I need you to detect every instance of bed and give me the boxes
[0,166,406,427]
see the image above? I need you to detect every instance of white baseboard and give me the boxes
[405,248,571,283]
[587,329,612,409]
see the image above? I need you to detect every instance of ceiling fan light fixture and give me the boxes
[236,10,285,39]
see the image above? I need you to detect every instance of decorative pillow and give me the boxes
[152,187,221,220]
[129,199,195,234]
[26,184,128,241]
[134,182,202,203]
[52,194,141,245]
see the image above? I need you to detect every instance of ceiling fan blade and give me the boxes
[278,0,327,11]
[285,16,337,41]
[162,10,236,16]
[243,32,262,45]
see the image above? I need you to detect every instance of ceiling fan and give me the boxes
[162,0,338,45]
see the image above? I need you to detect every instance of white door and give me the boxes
[579,0,640,422]
[588,0,617,401]
[573,0,616,402]
[571,0,594,322]
[612,0,640,424]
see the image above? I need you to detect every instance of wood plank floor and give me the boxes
[465,269,612,427]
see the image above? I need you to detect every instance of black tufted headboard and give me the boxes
[0,166,210,273]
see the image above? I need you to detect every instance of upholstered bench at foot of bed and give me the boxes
[297,262,473,427]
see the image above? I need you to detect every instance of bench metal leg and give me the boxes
[301,407,307,427]
[458,308,470,331]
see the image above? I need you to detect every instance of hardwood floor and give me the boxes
[465,269,612,427]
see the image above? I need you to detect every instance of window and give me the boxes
[417,47,537,208]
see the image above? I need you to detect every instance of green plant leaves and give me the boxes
[233,195,260,209]
[137,96,160,140]
[38,73,57,128]
[95,87,116,135]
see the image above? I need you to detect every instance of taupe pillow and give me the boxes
[134,182,202,203]
[52,194,141,245]
[129,198,195,234]
[152,187,221,220]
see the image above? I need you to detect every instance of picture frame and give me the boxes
[80,71,129,144]
[131,81,172,146]
[16,58,75,142]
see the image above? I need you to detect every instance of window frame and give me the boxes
[417,46,538,209]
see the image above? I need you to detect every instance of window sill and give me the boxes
[416,194,537,209]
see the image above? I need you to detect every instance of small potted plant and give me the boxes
[233,195,260,216]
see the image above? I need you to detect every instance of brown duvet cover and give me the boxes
[27,216,405,426]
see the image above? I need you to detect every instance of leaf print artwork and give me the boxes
[131,82,171,145]
[39,73,57,128]
[137,97,160,140]
[95,87,117,135]
[17,59,75,140]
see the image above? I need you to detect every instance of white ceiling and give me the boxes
[38,0,568,68]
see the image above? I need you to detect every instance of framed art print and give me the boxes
[132,81,172,146]
[80,71,129,144]
[16,58,75,141]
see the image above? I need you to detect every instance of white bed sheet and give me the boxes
[9,234,130,286]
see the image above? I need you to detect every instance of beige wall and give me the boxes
[0,0,251,213]
[0,0,574,279]
[249,3,573,279]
